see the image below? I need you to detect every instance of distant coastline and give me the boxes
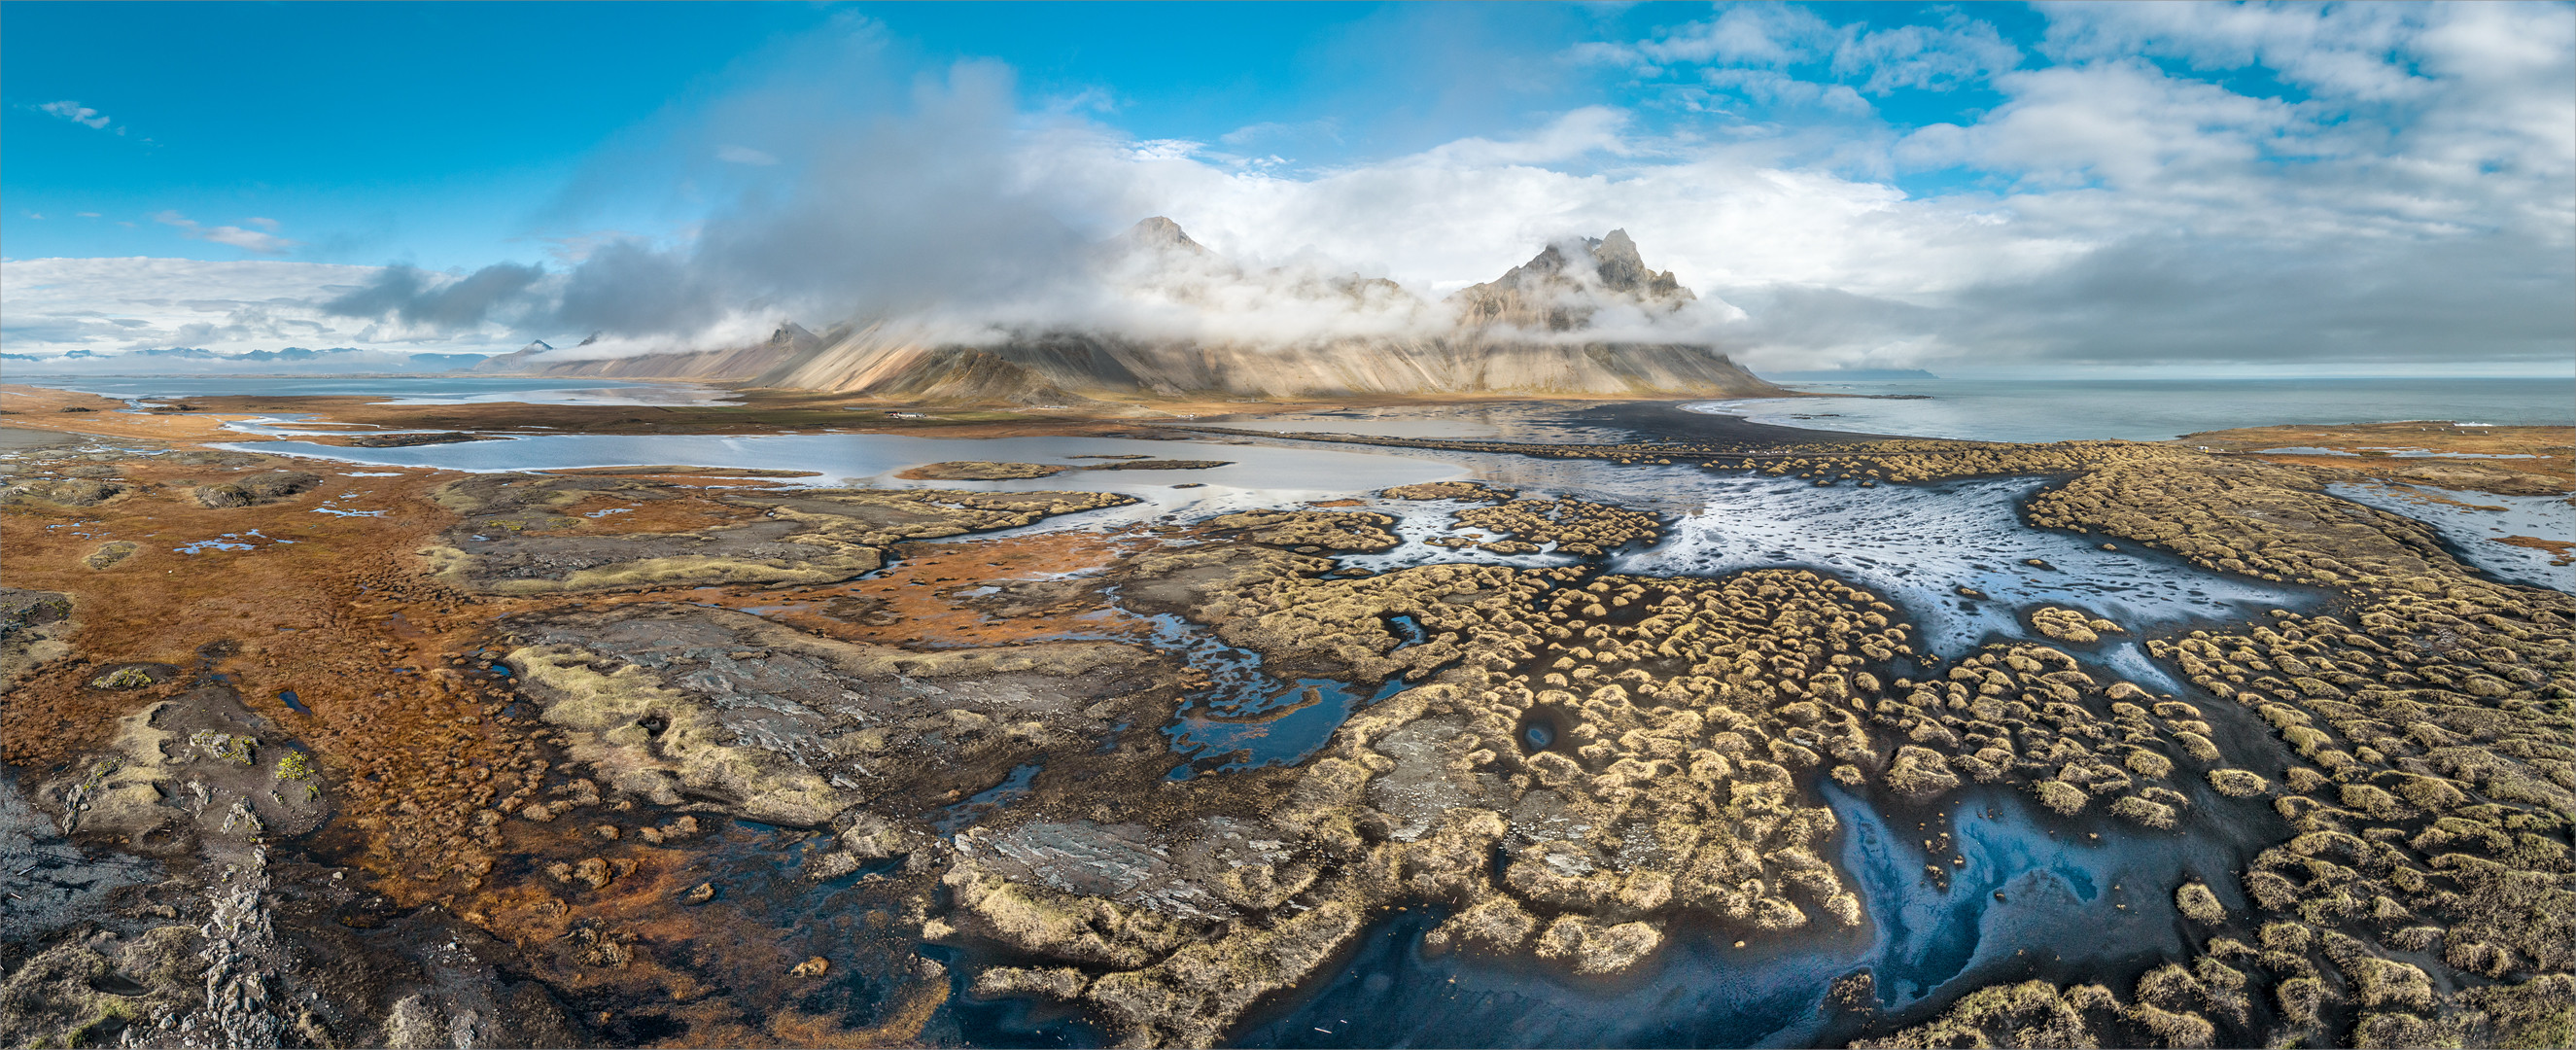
[1688,375,2576,443]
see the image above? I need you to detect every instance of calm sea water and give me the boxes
[1688,377,2576,443]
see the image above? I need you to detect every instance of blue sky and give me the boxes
[5,2,2570,375]
[3,2,2048,268]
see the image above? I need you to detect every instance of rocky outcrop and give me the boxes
[418,474,1135,595]
[0,588,74,690]
[190,470,322,508]
[39,684,331,855]
[0,478,131,508]
[497,603,1182,830]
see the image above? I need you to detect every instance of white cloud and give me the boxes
[714,144,779,165]
[1585,6,2020,96]
[1831,18,2022,94]
[0,258,539,359]
[1128,139,1203,162]
[1632,6,1837,68]
[151,211,300,256]
[1698,69,1873,115]
[3,258,354,353]
[37,100,110,129]
[1394,107,1638,169]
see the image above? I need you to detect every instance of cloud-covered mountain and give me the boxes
[483,220,1780,402]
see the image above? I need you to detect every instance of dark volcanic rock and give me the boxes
[1,478,129,508]
[191,471,322,508]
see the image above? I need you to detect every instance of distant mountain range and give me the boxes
[3,346,489,373]
[478,220,1785,403]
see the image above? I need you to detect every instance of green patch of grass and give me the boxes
[90,667,155,688]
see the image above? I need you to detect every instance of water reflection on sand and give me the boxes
[1330,468,2313,655]
[225,431,1466,498]
[2329,481,2575,592]
[1200,780,2275,1049]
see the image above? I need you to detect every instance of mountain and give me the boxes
[487,222,1783,403]
[1449,229,1694,332]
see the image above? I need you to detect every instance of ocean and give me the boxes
[1688,376,2576,443]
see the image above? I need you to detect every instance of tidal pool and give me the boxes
[2327,481,2575,593]
[1060,606,1415,780]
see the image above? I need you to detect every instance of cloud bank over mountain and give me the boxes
[7,3,2568,376]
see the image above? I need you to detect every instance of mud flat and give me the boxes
[2,400,2571,1049]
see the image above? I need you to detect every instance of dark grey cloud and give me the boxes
[1941,228,2576,368]
[535,59,1102,341]
[553,241,716,336]
[1708,224,2576,373]
[321,262,546,330]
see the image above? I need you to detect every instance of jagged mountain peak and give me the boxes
[769,322,819,348]
[1123,216,1207,255]
[1450,228,1696,332]
[519,339,554,354]
[1590,229,1659,294]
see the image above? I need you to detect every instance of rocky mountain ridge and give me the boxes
[487,222,1781,402]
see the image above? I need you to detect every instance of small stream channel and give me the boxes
[1135,607,1419,780]
[1227,777,2274,1048]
